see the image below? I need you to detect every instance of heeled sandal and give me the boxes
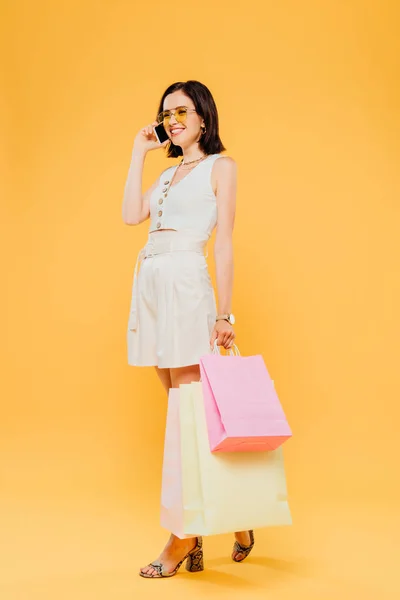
[139,537,204,578]
[232,530,255,562]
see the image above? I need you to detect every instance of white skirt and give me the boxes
[126,230,217,368]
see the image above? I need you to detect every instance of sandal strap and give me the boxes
[148,561,166,577]
[233,540,254,554]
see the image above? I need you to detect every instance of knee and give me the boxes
[170,364,201,388]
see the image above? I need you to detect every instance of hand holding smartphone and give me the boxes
[133,121,170,155]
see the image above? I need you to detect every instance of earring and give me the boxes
[201,125,206,135]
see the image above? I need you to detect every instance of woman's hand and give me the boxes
[133,121,169,154]
[210,320,236,350]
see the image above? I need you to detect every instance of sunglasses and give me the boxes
[157,105,197,126]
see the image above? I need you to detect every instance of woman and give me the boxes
[122,80,255,578]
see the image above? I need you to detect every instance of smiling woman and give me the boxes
[155,81,225,160]
[122,79,248,578]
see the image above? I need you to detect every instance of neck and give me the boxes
[181,145,206,163]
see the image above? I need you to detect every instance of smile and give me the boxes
[170,128,185,136]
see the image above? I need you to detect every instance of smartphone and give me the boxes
[154,123,169,144]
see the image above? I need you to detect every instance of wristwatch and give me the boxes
[216,313,236,325]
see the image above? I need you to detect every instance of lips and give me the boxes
[170,127,185,136]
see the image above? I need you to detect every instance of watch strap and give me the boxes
[216,313,234,324]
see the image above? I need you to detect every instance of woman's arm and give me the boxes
[122,122,168,225]
[210,156,237,349]
[122,149,159,225]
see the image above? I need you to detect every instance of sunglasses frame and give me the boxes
[157,105,197,125]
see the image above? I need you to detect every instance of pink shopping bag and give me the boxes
[199,344,292,452]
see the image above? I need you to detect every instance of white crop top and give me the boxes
[149,153,224,238]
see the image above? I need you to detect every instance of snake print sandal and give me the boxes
[232,530,255,562]
[139,537,204,578]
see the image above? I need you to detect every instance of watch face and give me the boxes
[229,313,236,325]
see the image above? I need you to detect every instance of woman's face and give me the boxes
[162,91,204,149]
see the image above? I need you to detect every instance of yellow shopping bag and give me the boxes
[179,382,292,536]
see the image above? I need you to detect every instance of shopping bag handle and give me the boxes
[205,342,275,387]
[212,339,241,356]
[198,340,241,383]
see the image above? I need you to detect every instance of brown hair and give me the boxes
[156,80,226,158]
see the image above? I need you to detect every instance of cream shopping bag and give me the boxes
[160,387,197,539]
[179,382,292,536]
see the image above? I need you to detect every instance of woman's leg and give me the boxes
[141,364,251,573]
[154,366,172,393]
[169,364,200,388]
[139,365,199,577]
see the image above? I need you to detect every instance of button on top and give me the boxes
[162,187,168,193]
[158,210,163,217]
[156,222,161,229]
[164,180,169,185]
[158,198,163,205]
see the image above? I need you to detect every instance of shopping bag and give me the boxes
[178,382,292,536]
[159,387,198,539]
[200,343,292,452]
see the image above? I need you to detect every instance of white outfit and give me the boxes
[148,154,219,236]
[127,153,224,368]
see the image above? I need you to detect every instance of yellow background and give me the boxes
[2,1,399,598]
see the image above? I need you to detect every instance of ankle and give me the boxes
[167,535,197,551]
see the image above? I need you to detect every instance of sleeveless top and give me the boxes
[149,153,224,238]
